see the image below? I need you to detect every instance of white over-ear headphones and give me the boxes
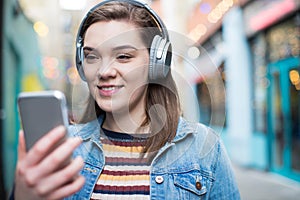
[75,0,172,81]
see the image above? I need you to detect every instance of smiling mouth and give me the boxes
[97,85,124,97]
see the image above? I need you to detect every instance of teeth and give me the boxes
[101,86,118,91]
[102,87,115,91]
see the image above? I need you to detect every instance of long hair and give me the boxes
[77,1,181,154]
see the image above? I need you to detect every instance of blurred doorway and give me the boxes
[267,57,300,181]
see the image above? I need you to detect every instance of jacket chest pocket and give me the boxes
[173,170,212,199]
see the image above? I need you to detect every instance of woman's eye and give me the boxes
[84,53,99,63]
[117,54,132,61]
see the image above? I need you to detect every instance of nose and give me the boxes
[97,59,117,80]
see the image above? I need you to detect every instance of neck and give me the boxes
[103,111,149,134]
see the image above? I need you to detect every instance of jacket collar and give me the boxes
[173,117,195,142]
[72,115,104,141]
[74,115,195,143]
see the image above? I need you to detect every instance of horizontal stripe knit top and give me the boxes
[90,128,151,200]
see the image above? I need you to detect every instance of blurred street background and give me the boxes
[1,0,299,199]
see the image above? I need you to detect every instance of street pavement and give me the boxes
[233,165,300,200]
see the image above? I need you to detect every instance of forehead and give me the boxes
[84,20,146,48]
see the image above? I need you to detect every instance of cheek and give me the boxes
[125,60,149,84]
[126,73,148,102]
[125,70,148,90]
[85,77,98,99]
[83,65,98,81]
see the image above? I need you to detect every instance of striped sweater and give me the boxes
[90,128,150,200]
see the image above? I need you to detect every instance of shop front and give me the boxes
[268,57,300,181]
[245,0,300,181]
[189,0,300,182]
[1,0,44,195]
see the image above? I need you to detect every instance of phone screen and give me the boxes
[17,90,69,150]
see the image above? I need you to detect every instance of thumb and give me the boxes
[17,130,26,160]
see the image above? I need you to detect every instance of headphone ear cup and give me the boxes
[78,65,86,81]
[149,35,172,80]
[149,35,161,81]
[76,45,87,81]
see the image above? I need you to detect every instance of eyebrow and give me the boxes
[112,45,138,51]
[83,45,138,52]
[82,46,94,52]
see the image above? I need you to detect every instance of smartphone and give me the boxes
[17,90,69,151]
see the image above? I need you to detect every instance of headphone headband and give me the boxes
[83,0,168,39]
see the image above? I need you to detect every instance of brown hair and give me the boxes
[77,1,181,154]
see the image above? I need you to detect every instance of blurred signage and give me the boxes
[244,0,299,36]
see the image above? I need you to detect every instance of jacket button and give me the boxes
[196,181,202,190]
[155,176,164,184]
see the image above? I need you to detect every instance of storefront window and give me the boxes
[266,16,300,62]
[196,63,226,128]
[290,68,300,172]
[250,33,268,134]
[196,32,226,128]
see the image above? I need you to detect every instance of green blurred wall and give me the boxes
[2,0,42,195]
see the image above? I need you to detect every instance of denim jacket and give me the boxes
[65,116,240,200]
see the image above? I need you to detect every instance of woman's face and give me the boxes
[83,20,149,115]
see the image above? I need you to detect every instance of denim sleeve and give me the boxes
[209,141,241,200]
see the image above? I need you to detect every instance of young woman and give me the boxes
[13,0,240,199]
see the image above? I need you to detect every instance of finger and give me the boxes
[35,156,84,196]
[16,130,28,177]
[46,175,85,200]
[25,137,82,185]
[25,126,66,167]
[18,130,26,160]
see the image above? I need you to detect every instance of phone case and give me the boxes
[17,90,69,150]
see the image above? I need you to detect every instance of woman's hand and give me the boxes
[14,126,85,200]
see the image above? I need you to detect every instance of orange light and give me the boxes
[42,57,60,79]
[289,70,300,85]
[33,21,49,37]
[67,67,81,85]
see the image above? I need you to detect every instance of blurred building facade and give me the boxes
[188,0,300,183]
[1,0,44,197]
[0,0,4,198]
[0,0,86,196]
[0,0,299,197]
